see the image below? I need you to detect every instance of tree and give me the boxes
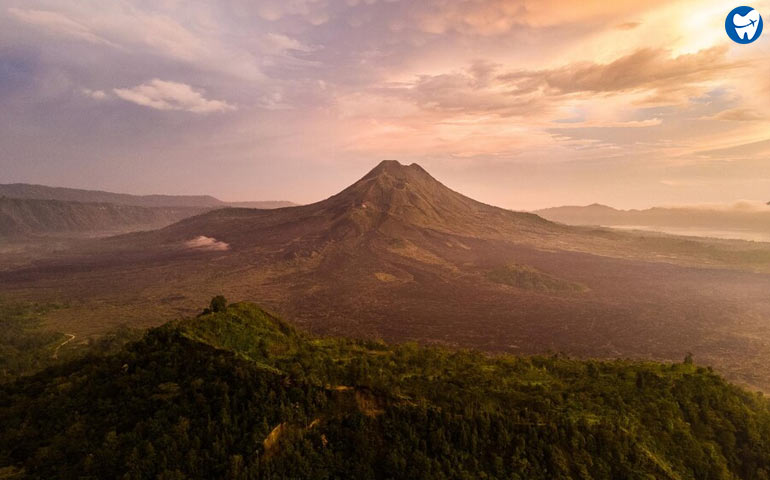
[210,296,228,313]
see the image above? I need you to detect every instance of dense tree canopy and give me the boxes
[1,302,769,479]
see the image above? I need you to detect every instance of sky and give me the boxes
[1,0,770,210]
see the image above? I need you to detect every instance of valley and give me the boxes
[3,161,770,392]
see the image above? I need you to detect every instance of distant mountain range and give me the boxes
[0,197,207,240]
[0,183,295,240]
[0,183,295,209]
[6,161,770,392]
[536,203,770,240]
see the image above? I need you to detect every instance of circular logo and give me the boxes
[725,6,763,44]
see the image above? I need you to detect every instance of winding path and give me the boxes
[52,334,75,359]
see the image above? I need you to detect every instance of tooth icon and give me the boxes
[734,10,761,41]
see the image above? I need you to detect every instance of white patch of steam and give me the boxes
[185,236,230,251]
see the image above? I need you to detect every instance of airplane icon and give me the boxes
[735,18,757,28]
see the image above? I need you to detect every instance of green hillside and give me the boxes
[1,301,769,479]
[0,301,141,383]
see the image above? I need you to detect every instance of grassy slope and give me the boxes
[0,302,66,382]
[1,302,769,479]
[0,300,141,383]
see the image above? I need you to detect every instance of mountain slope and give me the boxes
[0,197,208,240]
[227,200,297,209]
[536,204,625,225]
[2,302,769,479]
[5,161,770,392]
[536,203,770,240]
[137,160,556,249]
[0,183,295,209]
[0,183,223,208]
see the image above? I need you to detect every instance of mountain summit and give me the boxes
[362,159,431,180]
[337,160,479,212]
[324,160,532,235]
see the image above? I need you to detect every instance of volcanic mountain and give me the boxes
[136,160,558,250]
[5,160,770,391]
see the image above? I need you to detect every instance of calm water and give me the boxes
[607,225,770,243]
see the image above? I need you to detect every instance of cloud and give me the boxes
[555,118,663,129]
[7,7,118,47]
[368,62,547,118]
[185,236,230,251]
[254,0,330,24]
[408,73,540,116]
[264,33,314,53]
[408,0,666,34]
[364,47,736,124]
[659,179,708,188]
[6,4,263,81]
[615,21,641,30]
[412,1,525,35]
[499,46,736,95]
[113,80,236,113]
[706,108,766,122]
[696,139,770,159]
[81,88,107,100]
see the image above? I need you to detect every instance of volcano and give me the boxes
[142,160,558,251]
[5,160,770,391]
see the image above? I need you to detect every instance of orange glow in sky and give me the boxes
[2,0,770,209]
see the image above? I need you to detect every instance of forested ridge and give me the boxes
[1,301,769,479]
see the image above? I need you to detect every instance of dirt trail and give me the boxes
[52,334,75,359]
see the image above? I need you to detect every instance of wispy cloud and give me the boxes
[7,7,119,48]
[5,4,263,80]
[81,88,107,100]
[113,80,236,113]
[408,0,665,34]
[499,46,737,96]
[705,108,766,122]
